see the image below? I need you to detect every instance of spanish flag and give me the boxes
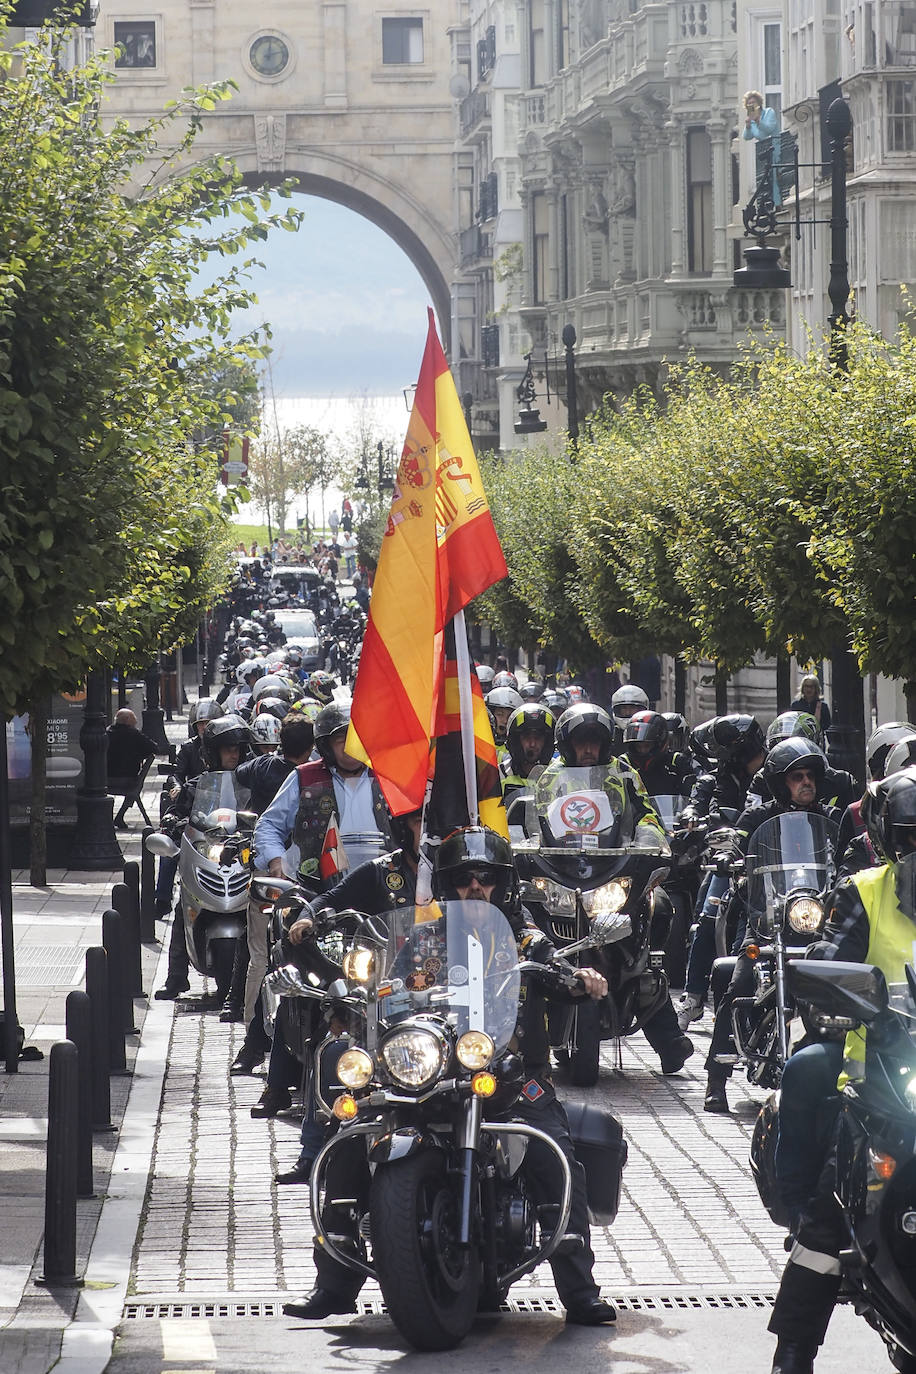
[348,311,508,824]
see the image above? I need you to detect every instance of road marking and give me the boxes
[160,1319,217,1361]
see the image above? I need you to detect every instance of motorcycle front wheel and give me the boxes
[569,999,601,1087]
[370,1150,480,1350]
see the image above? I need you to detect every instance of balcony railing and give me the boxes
[477,171,498,222]
[459,89,490,136]
[459,224,490,267]
[477,25,496,82]
[481,324,500,368]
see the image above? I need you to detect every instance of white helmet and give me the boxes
[611,684,649,730]
[236,657,264,685]
[249,714,282,748]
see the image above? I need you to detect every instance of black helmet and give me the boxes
[252,695,291,722]
[314,702,351,765]
[389,807,423,861]
[688,717,720,769]
[505,704,556,773]
[762,738,825,805]
[435,825,519,917]
[188,698,224,735]
[492,670,519,692]
[624,710,669,766]
[661,712,689,753]
[866,722,916,782]
[555,703,614,766]
[879,771,916,862]
[202,713,249,769]
[520,680,544,702]
[861,778,891,859]
[711,714,766,767]
[766,710,823,751]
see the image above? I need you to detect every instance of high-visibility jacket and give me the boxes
[841,862,916,1083]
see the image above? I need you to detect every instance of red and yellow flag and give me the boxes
[348,310,507,820]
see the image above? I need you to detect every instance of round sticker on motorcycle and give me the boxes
[550,790,614,834]
[448,964,469,985]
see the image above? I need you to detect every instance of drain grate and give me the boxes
[123,1291,775,1320]
[5,944,84,988]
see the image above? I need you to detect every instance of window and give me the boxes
[686,128,713,274]
[114,21,156,69]
[763,21,783,119]
[887,77,916,151]
[529,0,545,86]
[382,17,423,65]
[532,191,549,303]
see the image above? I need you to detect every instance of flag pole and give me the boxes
[452,608,479,826]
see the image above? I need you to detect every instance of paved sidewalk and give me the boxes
[0,713,186,1373]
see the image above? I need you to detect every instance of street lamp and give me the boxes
[514,352,548,434]
[826,96,852,372]
[562,323,579,446]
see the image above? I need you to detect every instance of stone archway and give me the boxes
[99,1,460,348]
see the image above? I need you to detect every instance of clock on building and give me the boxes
[249,34,290,77]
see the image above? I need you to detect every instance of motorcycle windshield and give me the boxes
[518,765,669,857]
[745,813,837,918]
[190,771,251,831]
[650,794,692,835]
[368,901,521,1057]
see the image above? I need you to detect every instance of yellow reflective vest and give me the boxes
[840,863,916,1084]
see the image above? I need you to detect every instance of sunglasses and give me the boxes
[452,868,496,887]
[787,769,817,782]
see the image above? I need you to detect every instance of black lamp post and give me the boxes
[376,441,395,493]
[562,323,579,446]
[69,671,123,870]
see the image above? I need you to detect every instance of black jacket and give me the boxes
[106,723,157,779]
[236,754,295,816]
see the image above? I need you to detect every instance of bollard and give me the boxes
[65,992,94,1198]
[112,881,142,1000]
[102,908,135,1050]
[40,1041,82,1286]
[123,862,146,994]
[84,947,112,1128]
[140,828,157,942]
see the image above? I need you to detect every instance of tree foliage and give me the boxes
[0,20,300,716]
[248,422,333,537]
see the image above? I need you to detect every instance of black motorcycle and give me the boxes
[752,961,916,1372]
[711,811,837,1089]
[305,899,625,1350]
[650,792,701,989]
[511,763,672,1086]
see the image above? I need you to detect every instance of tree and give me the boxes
[248,422,332,538]
[0,19,301,718]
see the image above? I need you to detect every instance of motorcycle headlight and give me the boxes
[342,947,375,984]
[336,1048,373,1089]
[194,840,227,863]
[380,1028,447,1090]
[583,879,631,916]
[456,1030,495,1071]
[788,897,824,934]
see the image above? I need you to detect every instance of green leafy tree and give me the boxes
[0,20,301,719]
[248,422,332,539]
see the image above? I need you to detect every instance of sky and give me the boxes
[197,193,436,400]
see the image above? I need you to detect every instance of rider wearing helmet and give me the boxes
[201,714,250,772]
[661,712,690,754]
[754,714,856,812]
[305,670,337,706]
[249,713,283,754]
[501,704,556,807]
[539,707,693,1075]
[252,696,292,723]
[492,669,520,693]
[475,663,495,691]
[624,710,697,795]
[703,739,840,1118]
[486,685,524,749]
[767,769,916,1373]
[519,679,545,703]
[173,700,224,784]
[610,684,650,751]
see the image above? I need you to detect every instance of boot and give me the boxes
[771,1338,816,1373]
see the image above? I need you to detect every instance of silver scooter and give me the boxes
[146,771,256,999]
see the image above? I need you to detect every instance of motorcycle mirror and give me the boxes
[237,811,259,830]
[326,977,349,999]
[250,875,297,903]
[146,831,179,859]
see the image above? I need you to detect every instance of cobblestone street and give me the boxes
[130,979,784,1304]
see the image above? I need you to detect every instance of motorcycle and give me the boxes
[712,811,838,1089]
[303,898,625,1350]
[511,764,672,1086]
[752,960,916,1371]
[146,771,256,1000]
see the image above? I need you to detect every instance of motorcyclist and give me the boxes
[500,703,556,810]
[304,669,337,707]
[661,712,690,754]
[623,710,697,796]
[676,715,768,1030]
[610,683,649,753]
[485,684,524,749]
[834,722,916,875]
[537,705,694,1074]
[282,824,618,1328]
[752,711,858,811]
[703,739,841,1115]
[767,768,916,1374]
[153,714,250,1002]
[270,809,424,1182]
[475,663,495,691]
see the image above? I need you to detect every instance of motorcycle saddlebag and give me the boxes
[564,1100,628,1225]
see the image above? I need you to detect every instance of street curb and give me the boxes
[52,934,172,1374]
